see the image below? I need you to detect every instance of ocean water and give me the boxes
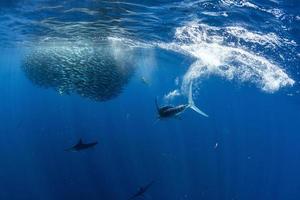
[0,0,300,199]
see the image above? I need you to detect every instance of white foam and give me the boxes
[108,36,152,49]
[158,21,295,93]
[221,0,284,18]
[202,11,228,17]
[221,0,258,9]
[226,26,282,47]
[266,8,284,18]
[64,8,98,16]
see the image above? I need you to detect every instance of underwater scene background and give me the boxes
[0,0,300,199]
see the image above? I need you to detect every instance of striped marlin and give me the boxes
[65,139,98,152]
[155,82,209,119]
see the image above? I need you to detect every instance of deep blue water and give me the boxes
[0,0,300,200]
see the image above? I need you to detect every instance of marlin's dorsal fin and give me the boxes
[78,138,83,145]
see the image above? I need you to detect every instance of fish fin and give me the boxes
[174,115,183,120]
[188,81,209,117]
[153,118,160,125]
[78,138,83,145]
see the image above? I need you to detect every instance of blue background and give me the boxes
[0,0,300,199]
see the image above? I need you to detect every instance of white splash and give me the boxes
[158,21,295,93]
[164,89,181,101]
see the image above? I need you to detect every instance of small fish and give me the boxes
[141,76,150,86]
[214,142,219,149]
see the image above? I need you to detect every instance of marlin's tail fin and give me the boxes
[188,81,209,117]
